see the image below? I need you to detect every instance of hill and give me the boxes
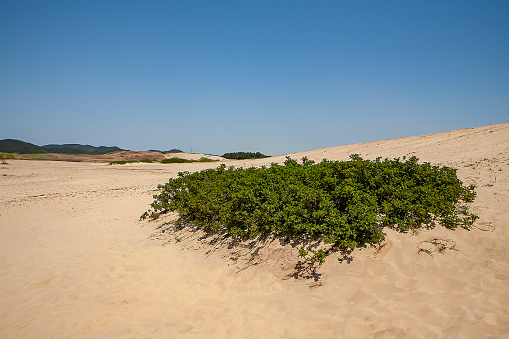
[42,144,124,155]
[0,139,47,154]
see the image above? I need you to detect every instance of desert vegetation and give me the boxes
[0,153,15,164]
[142,155,478,263]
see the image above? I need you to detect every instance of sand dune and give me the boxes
[1,123,508,338]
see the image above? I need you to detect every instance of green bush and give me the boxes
[142,155,478,262]
[161,157,194,164]
[0,153,15,164]
[198,157,218,162]
[161,157,218,164]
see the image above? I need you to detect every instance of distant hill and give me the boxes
[0,139,125,155]
[0,139,47,154]
[2,139,186,156]
[42,144,124,155]
[222,151,269,160]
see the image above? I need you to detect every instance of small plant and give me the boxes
[417,237,457,257]
[418,248,434,256]
[299,247,327,265]
[0,153,14,164]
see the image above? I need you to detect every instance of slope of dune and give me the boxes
[0,123,508,338]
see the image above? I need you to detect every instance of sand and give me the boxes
[1,123,508,338]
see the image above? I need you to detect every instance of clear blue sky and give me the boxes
[1,1,508,156]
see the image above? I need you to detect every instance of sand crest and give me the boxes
[1,123,508,338]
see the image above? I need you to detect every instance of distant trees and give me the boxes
[148,149,183,154]
[222,152,269,160]
[166,149,184,153]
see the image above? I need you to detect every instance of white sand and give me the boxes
[1,123,508,338]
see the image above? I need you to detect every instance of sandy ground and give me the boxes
[1,123,508,338]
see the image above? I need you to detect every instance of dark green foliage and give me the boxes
[42,144,124,155]
[222,152,269,160]
[160,157,218,164]
[165,149,184,153]
[198,157,218,162]
[161,158,194,163]
[149,149,183,153]
[143,155,478,262]
[0,139,47,154]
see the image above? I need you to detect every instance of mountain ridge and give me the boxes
[0,139,124,155]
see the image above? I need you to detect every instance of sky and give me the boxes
[1,0,508,156]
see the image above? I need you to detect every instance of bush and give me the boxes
[160,157,218,164]
[142,155,478,262]
[0,153,15,164]
[198,157,218,162]
[161,158,194,164]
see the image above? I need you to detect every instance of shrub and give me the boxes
[198,157,218,162]
[161,158,194,164]
[0,153,15,164]
[160,157,218,164]
[142,155,478,263]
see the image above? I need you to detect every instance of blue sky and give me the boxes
[1,1,508,156]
